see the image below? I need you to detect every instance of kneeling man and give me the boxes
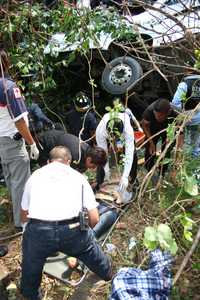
[20,146,112,300]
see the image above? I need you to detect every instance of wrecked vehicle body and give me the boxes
[44,0,200,117]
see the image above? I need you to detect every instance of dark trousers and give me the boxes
[144,134,173,175]
[21,222,112,300]
[93,204,118,239]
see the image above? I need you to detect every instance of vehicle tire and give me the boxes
[101,56,143,95]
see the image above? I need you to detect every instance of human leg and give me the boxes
[93,209,118,239]
[60,228,112,281]
[3,139,30,227]
[21,222,58,300]
[0,138,30,227]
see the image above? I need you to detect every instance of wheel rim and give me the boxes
[109,63,132,86]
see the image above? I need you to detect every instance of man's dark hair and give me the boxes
[49,146,72,163]
[86,146,107,167]
[0,49,10,75]
[154,98,171,113]
[106,118,124,137]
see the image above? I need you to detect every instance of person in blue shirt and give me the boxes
[27,101,53,133]
[172,74,200,157]
[0,49,39,229]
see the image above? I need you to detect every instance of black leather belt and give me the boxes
[29,216,80,225]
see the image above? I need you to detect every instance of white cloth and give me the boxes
[96,112,135,179]
[0,106,28,137]
[125,108,143,132]
[21,161,98,221]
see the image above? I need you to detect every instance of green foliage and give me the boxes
[143,223,178,255]
[178,213,194,242]
[1,3,137,101]
[84,169,96,183]
[166,123,176,142]
[194,49,200,69]
[183,174,198,196]
[106,99,124,137]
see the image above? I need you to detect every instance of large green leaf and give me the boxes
[157,224,172,241]
[184,175,198,196]
[143,239,158,250]
[144,226,157,241]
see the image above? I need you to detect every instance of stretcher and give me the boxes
[43,181,136,287]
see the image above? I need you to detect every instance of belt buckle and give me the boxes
[69,222,80,229]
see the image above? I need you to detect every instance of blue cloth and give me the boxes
[21,222,112,300]
[172,82,200,156]
[109,249,173,300]
[0,76,27,119]
[93,204,118,239]
[172,82,200,126]
[28,103,52,131]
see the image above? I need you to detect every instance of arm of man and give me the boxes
[122,115,135,180]
[15,118,35,145]
[87,207,99,228]
[82,176,99,227]
[21,209,29,223]
[21,176,32,223]
[126,108,143,131]
[96,115,110,179]
[141,118,155,155]
[172,82,187,109]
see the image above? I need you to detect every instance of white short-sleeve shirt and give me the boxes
[96,112,135,179]
[21,161,98,221]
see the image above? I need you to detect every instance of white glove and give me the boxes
[118,176,129,192]
[30,143,39,160]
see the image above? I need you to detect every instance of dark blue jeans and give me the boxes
[93,205,118,239]
[21,222,112,300]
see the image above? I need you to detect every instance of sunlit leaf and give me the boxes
[184,175,198,196]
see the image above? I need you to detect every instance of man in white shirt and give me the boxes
[20,146,112,300]
[0,49,39,229]
[96,112,137,194]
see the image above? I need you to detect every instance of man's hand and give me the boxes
[149,142,156,155]
[30,143,39,160]
[118,176,129,192]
